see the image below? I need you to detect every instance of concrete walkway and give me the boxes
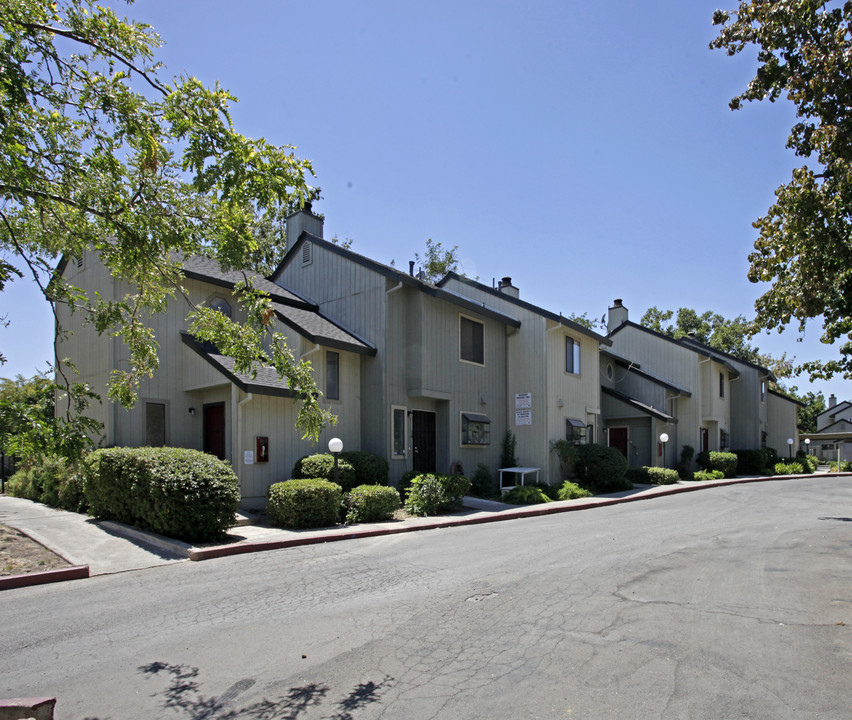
[2,471,848,589]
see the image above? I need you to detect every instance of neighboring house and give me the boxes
[273,210,610,485]
[806,395,852,462]
[54,249,375,503]
[603,299,798,468]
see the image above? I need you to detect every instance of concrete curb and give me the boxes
[189,471,848,562]
[97,520,192,558]
[0,565,89,591]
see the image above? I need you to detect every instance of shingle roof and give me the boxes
[601,386,676,422]
[180,332,295,398]
[181,255,307,305]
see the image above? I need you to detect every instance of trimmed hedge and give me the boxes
[340,451,389,486]
[556,481,593,501]
[568,444,631,493]
[267,478,343,528]
[733,449,771,476]
[626,466,680,485]
[86,447,240,542]
[696,451,738,478]
[345,484,400,523]
[404,473,471,516]
[291,453,357,492]
[693,469,725,482]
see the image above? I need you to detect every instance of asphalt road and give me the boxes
[2,476,850,720]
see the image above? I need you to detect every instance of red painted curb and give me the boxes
[0,565,89,591]
[190,472,845,561]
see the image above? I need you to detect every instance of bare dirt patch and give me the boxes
[0,523,70,576]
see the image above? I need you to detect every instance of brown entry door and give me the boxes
[609,427,628,457]
[203,403,226,460]
[412,411,436,474]
[701,427,709,453]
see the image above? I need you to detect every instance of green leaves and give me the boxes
[0,1,328,442]
[712,1,852,380]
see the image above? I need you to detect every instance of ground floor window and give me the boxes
[392,406,407,458]
[145,402,166,446]
[567,418,586,444]
[461,413,491,445]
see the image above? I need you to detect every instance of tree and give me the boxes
[414,239,460,283]
[639,306,793,379]
[0,0,333,441]
[711,1,852,381]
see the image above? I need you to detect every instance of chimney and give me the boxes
[409,261,415,277]
[607,298,628,333]
[829,394,837,408]
[285,202,324,248]
[498,276,519,298]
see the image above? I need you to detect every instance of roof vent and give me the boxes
[498,276,519,298]
[301,240,313,267]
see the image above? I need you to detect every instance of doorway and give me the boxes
[412,410,436,473]
[609,427,628,457]
[203,403,226,460]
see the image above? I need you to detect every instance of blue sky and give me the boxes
[2,0,849,402]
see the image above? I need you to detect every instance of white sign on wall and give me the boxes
[515,393,532,409]
[515,410,532,426]
[244,450,254,465]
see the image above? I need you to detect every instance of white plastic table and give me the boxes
[498,466,540,489]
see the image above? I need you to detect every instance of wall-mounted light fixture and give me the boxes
[188,407,196,416]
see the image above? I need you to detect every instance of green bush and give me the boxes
[764,447,780,467]
[291,453,357,492]
[556,481,593,501]
[696,451,738,478]
[626,466,650,484]
[6,467,37,500]
[403,473,471,516]
[693,469,725,482]
[502,485,551,505]
[567,444,631,493]
[57,466,88,512]
[344,484,400,524]
[470,463,495,497]
[774,461,805,476]
[796,453,818,473]
[734,449,770,476]
[646,467,680,485]
[397,470,417,501]
[267,478,343,528]
[86,447,240,542]
[829,460,852,472]
[339,451,389,486]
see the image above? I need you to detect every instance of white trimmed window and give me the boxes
[461,413,491,445]
[566,337,581,375]
[392,406,407,458]
[326,351,340,400]
[459,315,484,365]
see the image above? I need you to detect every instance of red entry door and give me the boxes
[609,427,628,457]
[203,403,226,460]
[701,428,709,453]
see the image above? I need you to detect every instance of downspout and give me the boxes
[235,387,253,495]
[386,281,405,471]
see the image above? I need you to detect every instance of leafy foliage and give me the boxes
[502,485,552,505]
[693,469,725,482]
[0,0,332,442]
[774,461,806,476]
[711,2,852,380]
[85,447,240,542]
[552,442,631,493]
[556,481,593,501]
[733,448,773,475]
[267,478,343,529]
[403,473,470,516]
[339,451,389,486]
[413,238,460,283]
[344,484,400,524]
[470,462,495,497]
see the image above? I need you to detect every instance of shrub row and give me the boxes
[291,451,389,493]
[564,444,632,493]
[733,448,778,476]
[267,479,401,528]
[693,469,724,482]
[86,447,240,543]
[829,460,852,472]
[6,455,88,513]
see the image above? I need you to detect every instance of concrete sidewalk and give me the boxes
[2,471,847,589]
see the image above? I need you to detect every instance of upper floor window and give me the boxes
[719,372,725,398]
[460,315,484,365]
[761,380,766,401]
[566,337,581,375]
[208,296,231,318]
[392,406,407,457]
[326,351,340,400]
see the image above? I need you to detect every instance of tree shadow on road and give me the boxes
[126,661,392,720]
